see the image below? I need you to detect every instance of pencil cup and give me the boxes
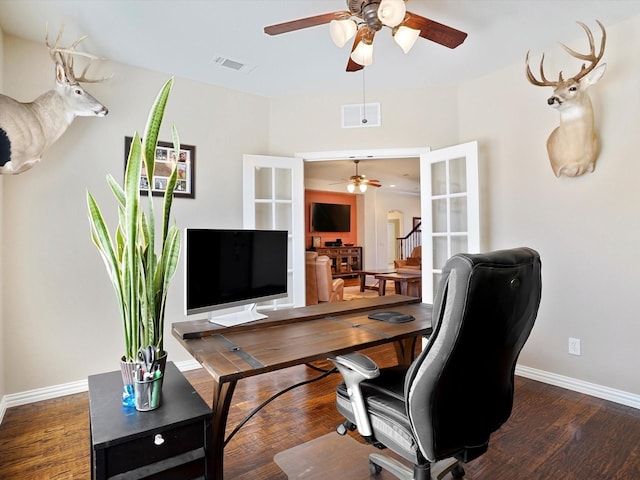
[133,373,162,411]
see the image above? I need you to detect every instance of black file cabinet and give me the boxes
[89,361,212,479]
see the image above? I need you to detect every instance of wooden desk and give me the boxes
[172,295,432,480]
[375,272,423,297]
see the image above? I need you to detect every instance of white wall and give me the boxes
[458,16,640,395]
[0,24,5,407]
[3,14,640,403]
[268,85,460,155]
[364,189,421,269]
[2,34,270,393]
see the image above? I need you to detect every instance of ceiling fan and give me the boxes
[264,0,467,72]
[340,160,381,192]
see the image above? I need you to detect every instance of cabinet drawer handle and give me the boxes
[154,434,165,446]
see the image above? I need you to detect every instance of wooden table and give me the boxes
[353,268,396,292]
[172,295,432,480]
[375,272,423,297]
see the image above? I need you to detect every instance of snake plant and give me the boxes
[87,78,181,362]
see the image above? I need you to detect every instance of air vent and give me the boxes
[211,55,256,75]
[342,103,381,128]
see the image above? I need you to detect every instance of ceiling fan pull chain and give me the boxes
[361,67,368,124]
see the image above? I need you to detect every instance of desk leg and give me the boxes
[359,273,366,292]
[378,279,386,296]
[210,379,237,480]
[394,338,418,366]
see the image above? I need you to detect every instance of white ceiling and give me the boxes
[1,0,637,191]
[1,0,638,98]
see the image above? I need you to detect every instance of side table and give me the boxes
[89,361,212,479]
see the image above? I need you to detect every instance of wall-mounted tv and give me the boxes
[311,202,351,232]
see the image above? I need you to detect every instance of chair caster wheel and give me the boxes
[336,421,356,435]
[452,464,465,478]
[369,460,382,474]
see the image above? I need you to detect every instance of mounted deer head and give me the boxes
[0,26,109,175]
[526,20,606,178]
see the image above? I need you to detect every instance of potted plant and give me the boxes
[86,77,181,386]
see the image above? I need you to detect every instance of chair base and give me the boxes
[369,453,460,480]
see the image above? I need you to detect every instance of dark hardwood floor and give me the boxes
[1,343,640,479]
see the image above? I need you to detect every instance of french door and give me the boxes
[242,154,305,309]
[420,141,479,303]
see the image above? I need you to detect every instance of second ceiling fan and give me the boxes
[344,160,381,192]
[264,0,467,72]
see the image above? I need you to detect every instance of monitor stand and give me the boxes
[208,304,267,327]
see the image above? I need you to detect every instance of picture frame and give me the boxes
[124,136,195,198]
[312,236,322,249]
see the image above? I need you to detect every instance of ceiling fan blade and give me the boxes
[264,11,349,35]
[403,12,468,49]
[346,28,366,72]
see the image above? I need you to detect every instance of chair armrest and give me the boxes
[330,352,380,437]
[332,278,345,301]
[332,352,379,379]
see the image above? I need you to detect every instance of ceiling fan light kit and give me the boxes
[393,25,420,53]
[377,0,406,28]
[330,18,357,47]
[351,37,374,66]
[264,0,468,72]
[344,160,381,193]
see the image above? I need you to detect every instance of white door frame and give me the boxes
[297,148,430,162]
[297,147,430,271]
[298,144,479,305]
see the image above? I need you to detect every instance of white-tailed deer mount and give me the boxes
[526,20,606,178]
[0,27,109,175]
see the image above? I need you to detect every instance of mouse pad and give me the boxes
[368,311,415,323]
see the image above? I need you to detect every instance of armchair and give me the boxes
[316,255,344,302]
[305,252,344,305]
[305,251,319,305]
[330,248,542,480]
[394,245,421,271]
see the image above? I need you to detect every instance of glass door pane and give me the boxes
[421,142,479,302]
[243,155,304,309]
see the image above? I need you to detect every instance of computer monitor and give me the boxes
[184,228,288,326]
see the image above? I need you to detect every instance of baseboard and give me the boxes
[0,359,203,420]
[0,395,7,425]
[1,362,638,427]
[515,365,640,410]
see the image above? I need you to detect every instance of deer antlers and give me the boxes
[45,25,111,84]
[526,20,606,87]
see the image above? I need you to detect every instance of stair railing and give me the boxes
[396,221,421,260]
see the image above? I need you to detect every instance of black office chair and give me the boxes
[330,248,542,480]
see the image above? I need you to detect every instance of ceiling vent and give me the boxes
[342,103,381,128]
[211,55,256,75]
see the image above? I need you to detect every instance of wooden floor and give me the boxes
[2,343,640,479]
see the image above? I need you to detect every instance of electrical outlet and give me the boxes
[568,337,581,356]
